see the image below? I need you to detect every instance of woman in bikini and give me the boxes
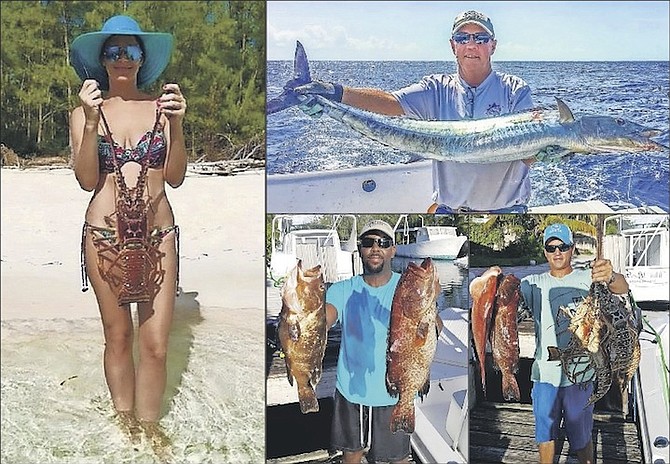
[69,15,186,448]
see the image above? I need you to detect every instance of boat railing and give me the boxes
[603,215,669,274]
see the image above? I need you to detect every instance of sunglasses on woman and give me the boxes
[102,44,143,62]
[358,237,393,249]
[544,243,573,253]
[452,32,493,45]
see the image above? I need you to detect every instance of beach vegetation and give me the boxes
[0,1,266,165]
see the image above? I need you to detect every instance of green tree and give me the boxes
[1,1,265,161]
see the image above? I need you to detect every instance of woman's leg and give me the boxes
[86,233,136,412]
[135,232,177,421]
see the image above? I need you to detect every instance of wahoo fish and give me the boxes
[268,41,667,163]
[278,260,327,413]
[490,274,521,402]
[470,266,502,396]
[386,258,440,433]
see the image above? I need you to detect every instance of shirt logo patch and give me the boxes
[486,102,501,116]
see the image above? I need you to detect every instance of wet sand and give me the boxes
[1,167,266,462]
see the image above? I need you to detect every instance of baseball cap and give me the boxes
[543,223,574,246]
[359,220,395,244]
[452,10,495,37]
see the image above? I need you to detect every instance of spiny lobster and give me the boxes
[551,282,641,406]
[91,106,168,305]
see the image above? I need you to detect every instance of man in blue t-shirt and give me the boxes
[296,10,534,213]
[520,223,630,464]
[326,219,408,463]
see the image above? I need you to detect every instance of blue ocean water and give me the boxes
[267,60,669,210]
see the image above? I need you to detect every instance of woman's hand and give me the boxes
[78,79,103,126]
[157,83,186,122]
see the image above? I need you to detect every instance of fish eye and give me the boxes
[615,118,625,126]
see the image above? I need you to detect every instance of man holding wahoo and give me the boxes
[295,10,534,213]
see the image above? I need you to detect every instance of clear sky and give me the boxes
[267,1,670,61]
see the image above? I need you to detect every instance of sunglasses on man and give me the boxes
[102,44,143,62]
[452,32,493,45]
[358,237,393,249]
[544,243,573,253]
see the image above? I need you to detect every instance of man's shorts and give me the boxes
[331,389,410,462]
[531,381,594,451]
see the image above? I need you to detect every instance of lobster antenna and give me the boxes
[595,215,604,260]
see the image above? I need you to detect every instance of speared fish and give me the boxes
[268,41,667,164]
[278,260,327,413]
[386,258,440,433]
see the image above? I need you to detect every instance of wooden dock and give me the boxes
[470,401,643,463]
[469,318,643,463]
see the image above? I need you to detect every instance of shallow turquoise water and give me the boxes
[1,306,264,464]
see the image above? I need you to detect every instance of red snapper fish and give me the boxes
[277,260,327,413]
[386,258,441,433]
[470,266,502,396]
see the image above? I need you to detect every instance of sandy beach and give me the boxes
[1,167,266,463]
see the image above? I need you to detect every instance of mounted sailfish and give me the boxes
[268,41,667,164]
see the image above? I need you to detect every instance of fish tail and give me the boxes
[297,385,319,413]
[390,400,415,434]
[266,41,311,114]
[283,358,294,386]
[418,375,430,401]
[480,361,487,398]
[501,373,520,402]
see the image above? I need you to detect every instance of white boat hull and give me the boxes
[268,161,668,214]
[268,161,434,213]
[636,310,670,464]
[411,307,469,464]
[396,237,467,260]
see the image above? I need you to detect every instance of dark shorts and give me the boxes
[531,381,594,450]
[331,389,411,463]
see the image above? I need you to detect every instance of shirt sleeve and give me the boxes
[504,74,534,112]
[326,280,344,324]
[392,75,442,119]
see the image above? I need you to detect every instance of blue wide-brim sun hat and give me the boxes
[70,15,173,90]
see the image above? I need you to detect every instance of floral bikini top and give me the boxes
[98,129,167,173]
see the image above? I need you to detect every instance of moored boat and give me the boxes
[393,215,468,261]
[269,215,359,284]
[604,213,669,464]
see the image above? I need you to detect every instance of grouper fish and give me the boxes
[278,260,327,413]
[268,41,667,164]
[491,274,521,402]
[386,258,441,434]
